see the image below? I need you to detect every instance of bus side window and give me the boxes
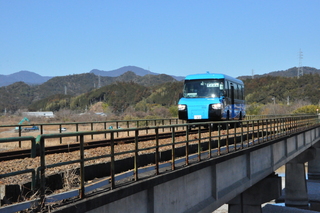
[236,84,240,99]
[234,84,238,99]
[226,81,229,98]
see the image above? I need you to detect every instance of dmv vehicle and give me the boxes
[178,72,245,126]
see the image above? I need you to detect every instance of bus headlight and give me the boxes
[211,103,222,109]
[178,104,186,111]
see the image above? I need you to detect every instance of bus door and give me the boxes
[230,83,235,118]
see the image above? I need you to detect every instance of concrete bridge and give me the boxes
[1,116,320,213]
[52,120,320,213]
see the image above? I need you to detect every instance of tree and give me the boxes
[292,105,319,114]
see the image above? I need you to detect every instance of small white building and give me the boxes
[23,111,54,118]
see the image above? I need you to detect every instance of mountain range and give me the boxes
[0,71,52,87]
[0,66,185,87]
[2,66,320,88]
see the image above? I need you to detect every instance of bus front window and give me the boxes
[183,80,223,98]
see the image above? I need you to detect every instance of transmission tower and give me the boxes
[297,49,303,78]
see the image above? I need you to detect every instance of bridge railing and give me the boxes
[0,114,311,149]
[0,118,186,147]
[0,115,319,211]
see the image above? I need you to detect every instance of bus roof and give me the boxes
[184,72,243,84]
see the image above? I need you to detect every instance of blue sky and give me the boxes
[1,1,319,78]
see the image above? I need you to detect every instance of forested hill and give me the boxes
[239,66,320,79]
[0,71,178,113]
[27,73,320,116]
[243,73,320,105]
[1,67,320,115]
[27,81,184,115]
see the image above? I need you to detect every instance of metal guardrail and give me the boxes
[0,118,186,147]
[0,115,319,212]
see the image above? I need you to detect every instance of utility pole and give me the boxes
[297,49,303,78]
[252,69,254,79]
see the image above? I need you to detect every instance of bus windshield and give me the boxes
[183,79,224,98]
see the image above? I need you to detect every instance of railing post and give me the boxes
[146,120,148,134]
[127,121,130,136]
[274,118,277,138]
[234,122,237,150]
[186,125,190,164]
[198,126,201,161]
[257,120,260,143]
[240,121,244,149]
[172,128,176,170]
[18,126,22,148]
[246,120,249,147]
[155,128,159,175]
[276,118,278,137]
[218,124,221,155]
[273,118,275,138]
[59,124,63,144]
[208,123,212,158]
[39,137,46,211]
[76,123,79,142]
[104,122,107,138]
[134,130,139,181]
[110,132,115,189]
[262,119,264,142]
[226,123,229,153]
[79,135,85,199]
[116,122,119,137]
[162,120,165,132]
[31,138,36,158]
[252,120,255,145]
[91,123,94,140]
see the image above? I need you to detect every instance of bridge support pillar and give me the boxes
[308,142,320,180]
[285,147,316,207]
[227,174,281,213]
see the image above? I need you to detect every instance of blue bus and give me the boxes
[178,72,245,125]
